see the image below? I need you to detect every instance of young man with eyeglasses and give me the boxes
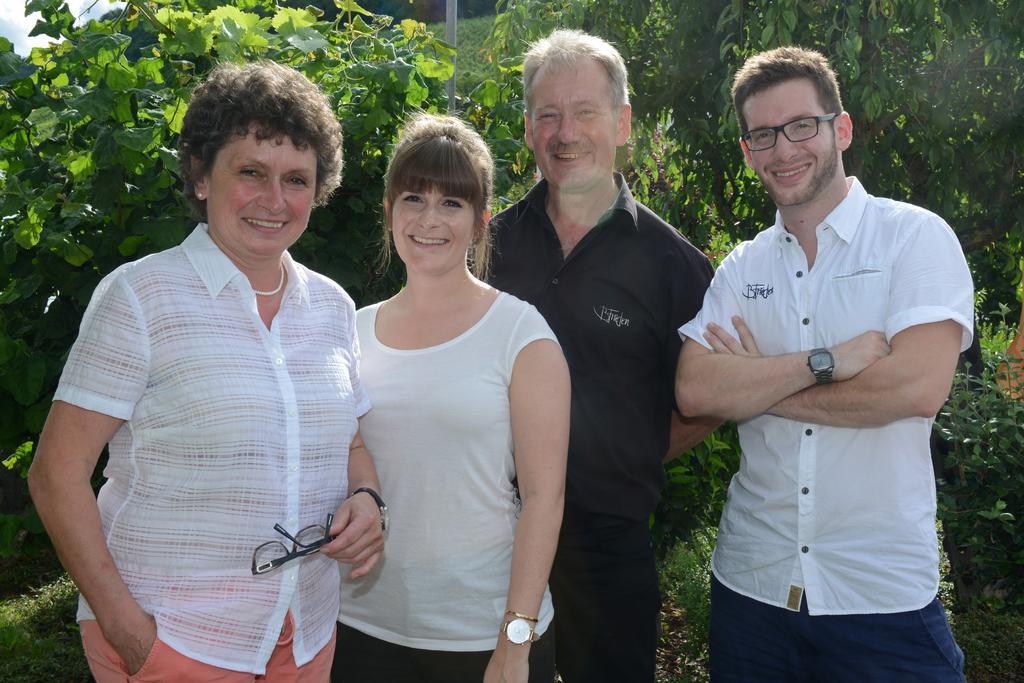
[675,47,972,680]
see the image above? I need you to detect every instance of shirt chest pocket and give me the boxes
[821,266,889,342]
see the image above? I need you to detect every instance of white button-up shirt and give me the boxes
[679,178,973,615]
[55,225,370,672]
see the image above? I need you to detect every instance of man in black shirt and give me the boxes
[488,29,718,683]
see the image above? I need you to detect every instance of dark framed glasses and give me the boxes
[741,113,839,151]
[251,513,334,575]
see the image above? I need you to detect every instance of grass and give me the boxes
[951,609,1024,682]
[0,550,90,683]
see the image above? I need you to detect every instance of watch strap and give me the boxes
[504,609,538,623]
[350,487,387,531]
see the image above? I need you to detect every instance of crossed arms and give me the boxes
[675,316,964,428]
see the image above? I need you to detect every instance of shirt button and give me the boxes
[805,428,813,436]
[288,409,297,417]
[802,317,810,325]
[801,545,809,553]
[290,464,298,472]
[785,236,792,243]
[796,271,803,278]
[801,487,810,495]
[275,357,284,366]
[551,277,559,285]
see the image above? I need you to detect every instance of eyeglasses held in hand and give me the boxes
[741,113,838,151]
[251,513,334,575]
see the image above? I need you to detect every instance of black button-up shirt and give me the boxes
[489,177,713,521]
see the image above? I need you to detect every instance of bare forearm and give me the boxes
[769,321,962,427]
[346,433,381,494]
[494,488,563,667]
[29,466,150,641]
[676,347,814,421]
[505,490,562,618]
[770,356,951,427]
[664,410,723,462]
[28,403,152,654]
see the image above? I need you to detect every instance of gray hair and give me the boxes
[522,29,630,112]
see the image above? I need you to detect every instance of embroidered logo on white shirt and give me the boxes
[742,283,775,300]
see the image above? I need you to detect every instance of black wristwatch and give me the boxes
[807,348,834,384]
[350,487,388,532]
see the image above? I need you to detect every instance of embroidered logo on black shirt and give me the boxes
[594,306,631,327]
[742,283,774,300]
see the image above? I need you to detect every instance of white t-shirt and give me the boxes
[339,292,557,650]
[56,225,369,673]
[679,178,974,615]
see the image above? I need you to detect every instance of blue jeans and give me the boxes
[710,574,966,682]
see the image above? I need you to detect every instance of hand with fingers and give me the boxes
[321,493,385,579]
[703,318,890,385]
[103,609,157,675]
[830,330,891,381]
[704,316,763,357]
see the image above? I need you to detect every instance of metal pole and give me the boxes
[446,0,457,111]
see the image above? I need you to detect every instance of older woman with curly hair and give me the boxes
[28,61,384,682]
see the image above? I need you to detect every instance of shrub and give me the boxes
[658,529,716,674]
[654,425,739,556]
[936,349,1024,610]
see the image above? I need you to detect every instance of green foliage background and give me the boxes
[1,0,1022,626]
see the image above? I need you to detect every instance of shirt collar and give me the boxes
[524,173,639,232]
[822,177,868,243]
[182,224,310,308]
[770,176,869,245]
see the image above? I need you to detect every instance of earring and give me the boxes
[196,192,205,200]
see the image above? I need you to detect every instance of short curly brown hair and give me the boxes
[178,61,344,220]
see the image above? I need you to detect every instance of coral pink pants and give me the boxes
[80,612,335,682]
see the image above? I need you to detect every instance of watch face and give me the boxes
[505,618,533,644]
[809,351,833,371]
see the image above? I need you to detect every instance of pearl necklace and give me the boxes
[252,265,286,297]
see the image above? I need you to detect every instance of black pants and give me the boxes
[548,512,660,683]
[330,621,555,683]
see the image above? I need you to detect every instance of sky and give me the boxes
[1,0,124,56]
